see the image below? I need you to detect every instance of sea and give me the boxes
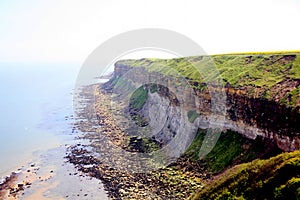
[0,63,109,199]
[0,63,76,176]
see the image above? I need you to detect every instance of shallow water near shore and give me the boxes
[0,63,108,199]
[0,63,74,176]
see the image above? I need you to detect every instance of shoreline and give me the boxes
[0,170,22,199]
[0,154,53,199]
[0,113,108,199]
[0,143,108,199]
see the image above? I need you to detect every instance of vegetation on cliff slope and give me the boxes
[185,129,282,173]
[116,51,300,110]
[187,110,200,123]
[190,151,300,200]
[129,85,148,110]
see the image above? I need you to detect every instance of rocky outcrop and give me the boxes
[108,59,300,152]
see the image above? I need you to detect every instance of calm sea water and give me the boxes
[0,63,78,176]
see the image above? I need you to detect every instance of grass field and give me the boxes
[116,51,300,109]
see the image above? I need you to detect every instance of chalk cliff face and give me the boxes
[109,56,300,152]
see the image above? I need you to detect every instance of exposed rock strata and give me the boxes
[111,62,300,152]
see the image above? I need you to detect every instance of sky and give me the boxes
[0,0,300,64]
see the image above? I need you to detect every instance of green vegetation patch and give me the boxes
[274,177,300,199]
[185,129,281,173]
[280,87,300,108]
[113,76,135,93]
[190,151,300,200]
[289,55,300,79]
[185,129,206,160]
[126,136,161,153]
[129,85,149,111]
[187,110,200,123]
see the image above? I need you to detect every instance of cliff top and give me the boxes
[115,51,300,110]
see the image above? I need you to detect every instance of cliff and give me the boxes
[107,52,300,152]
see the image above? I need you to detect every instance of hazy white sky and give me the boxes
[0,0,300,63]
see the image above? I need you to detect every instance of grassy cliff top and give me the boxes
[116,51,300,109]
[117,51,300,87]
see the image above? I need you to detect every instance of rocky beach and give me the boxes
[0,136,108,200]
[67,83,208,199]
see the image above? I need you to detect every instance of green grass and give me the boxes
[129,86,148,111]
[289,55,300,78]
[280,87,300,107]
[116,51,300,109]
[187,110,200,123]
[117,52,300,88]
[113,76,136,93]
[185,129,206,160]
[190,151,300,200]
[185,129,282,173]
